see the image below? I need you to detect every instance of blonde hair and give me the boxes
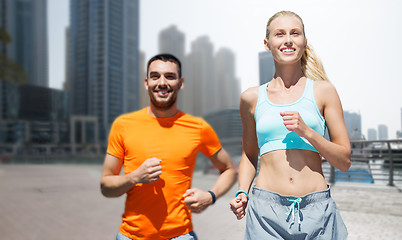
[266,11,328,81]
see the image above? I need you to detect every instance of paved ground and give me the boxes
[0,164,401,240]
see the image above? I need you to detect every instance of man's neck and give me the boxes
[147,105,178,118]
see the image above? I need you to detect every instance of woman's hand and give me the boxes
[229,193,248,220]
[280,111,309,137]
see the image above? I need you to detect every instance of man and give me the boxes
[101,54,237,240]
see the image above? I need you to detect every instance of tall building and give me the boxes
[259,51,275,85]
[158,25,185,62]
[343,111,362,139]
[215,48,240,110]
[0,0,48,87]
[68,0,140,141]
[185,36,215,116]
[378,124,388,140]
[367,128,377,141]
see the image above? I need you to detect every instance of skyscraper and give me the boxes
[259,51,275,85]
[378,124,388,140]
[185,36,215,116]
[367,128,377,141]
[215,48,240,110]
[158,25,185,61]
[343,111,362,139]
[0,0,48,87]
[68,0,140,141]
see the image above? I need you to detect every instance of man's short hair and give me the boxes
[147,53,182,78]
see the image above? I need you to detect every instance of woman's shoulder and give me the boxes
[240,86,260,113]
[313,80,341,106]
[313,79,336,92]
[241,86,260,102]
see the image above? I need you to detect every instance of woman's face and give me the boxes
[265,15,307,65]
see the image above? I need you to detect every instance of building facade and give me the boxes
[0,82,69,145]
[378,124,388,140]
[0,0,48,87]
[68,0,140,142]
[367,128,377,141]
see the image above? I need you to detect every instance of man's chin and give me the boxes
[150,99,176,110]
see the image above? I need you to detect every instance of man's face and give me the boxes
[145,60,183,110]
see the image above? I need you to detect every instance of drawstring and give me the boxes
[285,197,302,228]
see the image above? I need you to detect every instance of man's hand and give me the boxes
[183,188,213,213]
[131,157,162,184]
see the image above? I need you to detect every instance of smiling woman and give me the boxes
[229,10,350,239]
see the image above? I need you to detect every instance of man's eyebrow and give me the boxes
[164,72,177,75]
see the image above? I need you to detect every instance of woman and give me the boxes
[229,11,350,239]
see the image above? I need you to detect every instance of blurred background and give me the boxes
[0,0,401,179]
[1,1,402,239]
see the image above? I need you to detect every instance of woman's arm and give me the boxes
[312,81,351,172]
[281,81,351,172]
[230,87,260,219]
[238,87,260,193]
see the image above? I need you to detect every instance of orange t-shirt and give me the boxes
[107,108,222,240]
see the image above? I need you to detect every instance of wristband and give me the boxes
[235,190,249,201]
[208,190,216,204]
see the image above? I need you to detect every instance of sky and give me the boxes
[48,0,402,138]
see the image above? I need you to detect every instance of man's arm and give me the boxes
[183,148,237,213]
[100,154,162,198]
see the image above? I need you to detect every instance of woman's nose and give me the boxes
[284,34,292,44]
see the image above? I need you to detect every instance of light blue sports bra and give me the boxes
[255,78,326,156]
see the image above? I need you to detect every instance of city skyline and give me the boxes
[48,0,402,138]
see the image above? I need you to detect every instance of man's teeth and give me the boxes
[282,49,295,52]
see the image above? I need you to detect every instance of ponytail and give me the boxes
[301,44,329,81]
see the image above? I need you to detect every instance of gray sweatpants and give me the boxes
[245,186,347,240]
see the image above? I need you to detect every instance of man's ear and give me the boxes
[264,38,271,51]
[179,76,184,90]
[144,78,148,90]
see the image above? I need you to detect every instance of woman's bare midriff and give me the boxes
[255,149,328,197]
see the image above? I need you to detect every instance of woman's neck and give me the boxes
[273,62,305,88]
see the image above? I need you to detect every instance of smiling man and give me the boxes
[100,54,236,240]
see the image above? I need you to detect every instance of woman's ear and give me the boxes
[264,38,271,51]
